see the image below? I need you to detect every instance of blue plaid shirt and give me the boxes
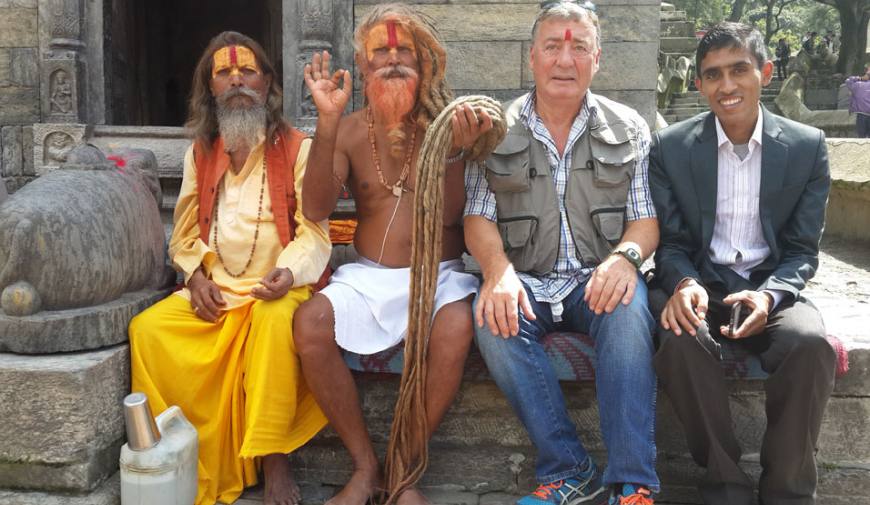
[464,91,655,320]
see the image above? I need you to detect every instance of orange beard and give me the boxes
[365,65,419,159]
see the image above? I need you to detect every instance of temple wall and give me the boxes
[0,0,40,193]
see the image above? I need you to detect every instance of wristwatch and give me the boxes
[612,246,643,270]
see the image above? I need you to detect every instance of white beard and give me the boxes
[216,88,267,152]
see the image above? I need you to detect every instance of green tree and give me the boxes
[814,0,870,74]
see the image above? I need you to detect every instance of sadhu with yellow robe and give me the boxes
[129,31,330,505]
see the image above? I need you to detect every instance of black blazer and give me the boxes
[649,107,830,302]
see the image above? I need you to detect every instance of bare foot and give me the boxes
[395,487,430,505]
[263,453,302,505]
[325,467,380,505]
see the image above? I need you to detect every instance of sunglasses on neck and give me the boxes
[539,0,596,12]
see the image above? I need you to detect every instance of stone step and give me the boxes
[0,345,129,493]
[660,37,698,53]
[288,349,870,503]
[661,21,694,38]
[665,106,707,116]
[660,9,688,22]
[670,97,705,106]
[0,474,119,505]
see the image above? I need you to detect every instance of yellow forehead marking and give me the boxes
[365,21,416,62]
[212,46,261,78]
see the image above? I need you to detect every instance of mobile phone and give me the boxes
[729,301,744,336]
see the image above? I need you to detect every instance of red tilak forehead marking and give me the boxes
[564,29,572,41]
[387,20,398,48]
[229,45,238,66]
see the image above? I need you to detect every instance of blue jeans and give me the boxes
[858,113,870,138]
[473,273,659,491]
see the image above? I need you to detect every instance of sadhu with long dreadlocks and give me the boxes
[294,3,493,505]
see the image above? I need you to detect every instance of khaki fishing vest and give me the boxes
[484,93,639,275]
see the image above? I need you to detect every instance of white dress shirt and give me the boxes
[710,109,784,308]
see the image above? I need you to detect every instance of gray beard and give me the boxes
[216,101,267,152]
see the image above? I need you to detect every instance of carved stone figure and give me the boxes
[50,70,73,114]
[43,131,74,164]
[0,144,173,352]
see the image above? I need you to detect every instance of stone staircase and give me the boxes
[657,3,783,126]
[661,81,782,124]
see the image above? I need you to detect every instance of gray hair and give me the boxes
[531,2,601,50]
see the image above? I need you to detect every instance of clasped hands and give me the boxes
[660,279,772,339]
[188,267,294,322]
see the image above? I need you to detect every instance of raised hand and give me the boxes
[303,50,351,118]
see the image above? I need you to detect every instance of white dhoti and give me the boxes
[320,257,479,355]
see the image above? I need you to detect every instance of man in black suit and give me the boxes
[649,22,836,505]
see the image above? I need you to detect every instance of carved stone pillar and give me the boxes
[40,0,87,123]
[283,0,354,129]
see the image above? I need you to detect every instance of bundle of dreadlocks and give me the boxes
[382,95,507,504]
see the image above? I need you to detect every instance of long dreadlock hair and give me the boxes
[354,4,454,132]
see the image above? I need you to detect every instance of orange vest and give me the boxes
[193,127,307,247]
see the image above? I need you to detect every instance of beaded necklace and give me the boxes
[212,156,267,278]
[366,106,417,197]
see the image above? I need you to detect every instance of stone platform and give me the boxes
[0,289,170,354]
[272,237,870,505]
[0,345,129,493]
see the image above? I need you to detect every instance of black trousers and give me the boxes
[650,288,836,505]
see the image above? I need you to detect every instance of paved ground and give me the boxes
[232,236,870,505]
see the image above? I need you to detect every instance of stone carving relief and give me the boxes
[32,124,87,174]
[50,70,73,114]
[301,0,333,42]
[300,82,318,117]
[48,0,81,40]
[43,132,74,165]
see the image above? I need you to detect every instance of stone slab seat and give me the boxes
[343,324,848,381]
[329,242,850,381]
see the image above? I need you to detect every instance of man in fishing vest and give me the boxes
[292,4,492,504]
[128,31,331,505]
[464,2,660,504]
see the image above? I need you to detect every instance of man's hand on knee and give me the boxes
[583,254,638,314]
[252,268,294,301]
[188,268,226,322]
[476,264,535,338]
[660,279,708,337]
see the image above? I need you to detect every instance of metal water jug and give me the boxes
[120,393,198,505]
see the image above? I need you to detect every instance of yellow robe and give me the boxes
[129,137,330,505]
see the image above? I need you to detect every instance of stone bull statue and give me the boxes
[0,144,172,319]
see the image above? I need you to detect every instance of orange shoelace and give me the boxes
[619,488,653,505]
[531,480,565,500]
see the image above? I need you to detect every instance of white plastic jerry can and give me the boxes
[120,393,199,505]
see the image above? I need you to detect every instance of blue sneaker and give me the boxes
[516,468,606,505]
[608,484,653,505]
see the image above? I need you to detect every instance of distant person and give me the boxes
[801,31,816,54]
[845,66,870,137]
[775,38,790,80]
[822,30,835,51]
